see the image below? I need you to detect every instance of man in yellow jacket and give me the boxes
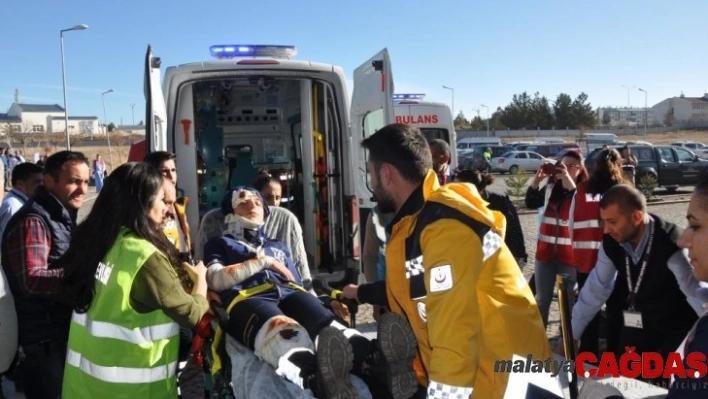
[342,124,551,399]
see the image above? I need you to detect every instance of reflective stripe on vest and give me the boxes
[572,184,604,272]
[66,348,177,384]
[63,228,179,399]
[536,199,575,265]
[71,312,179,345]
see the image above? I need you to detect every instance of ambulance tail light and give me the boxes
[210,45,297,59]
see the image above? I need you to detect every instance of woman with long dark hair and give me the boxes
[526,149,588,327]
[60,162,209,398]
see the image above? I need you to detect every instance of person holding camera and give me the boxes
[525,150,588,328]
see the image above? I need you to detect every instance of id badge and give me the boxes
[623,310,643,329]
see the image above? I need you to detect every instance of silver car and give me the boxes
[490,151,555,174]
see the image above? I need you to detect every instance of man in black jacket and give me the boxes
[1,151,90,399]
[570,184,707,364]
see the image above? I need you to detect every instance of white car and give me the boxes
[490,151,555,174]
[671,141,708,159]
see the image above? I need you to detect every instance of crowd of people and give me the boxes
[0,126,707,399]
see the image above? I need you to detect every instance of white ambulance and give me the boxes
[393,94,457,168]
[143,44,395,278]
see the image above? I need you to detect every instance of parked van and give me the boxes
[581,132,619,152]
[393,94,457,168]
[457,137,502,151]
[143,44,396,277]
[533,137,565,144]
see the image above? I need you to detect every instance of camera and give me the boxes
[541,163,557,175]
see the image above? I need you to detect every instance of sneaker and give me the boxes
[372,312,419,399]
[315,326,358,399]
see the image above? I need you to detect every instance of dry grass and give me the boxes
[528,129,708,146]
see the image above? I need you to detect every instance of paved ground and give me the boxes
[1,183,694,398]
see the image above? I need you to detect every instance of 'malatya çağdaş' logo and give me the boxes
[494,347,708,380]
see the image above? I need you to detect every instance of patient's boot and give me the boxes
[367,312,418,399]
[314,326,358,399]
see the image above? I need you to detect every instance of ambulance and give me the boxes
[143,44,395,279]
[392,93,457,168]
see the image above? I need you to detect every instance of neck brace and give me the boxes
[224,213,265,243]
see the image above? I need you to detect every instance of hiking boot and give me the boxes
[371,312,418,399]
[315,326,358,399]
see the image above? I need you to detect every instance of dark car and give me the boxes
[524,143,581,159]
[585,144,708,191]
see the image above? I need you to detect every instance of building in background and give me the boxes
[652,93,708,128]
[0,102,99,136]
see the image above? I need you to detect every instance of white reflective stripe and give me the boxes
[72,312,179,345]
[573,240,601,250]
[67,348,176,384]
[482,230,502,261]
[538,234,572,246]
[541,217,570,226]
[573,220,600,229]
[427,379,473,399]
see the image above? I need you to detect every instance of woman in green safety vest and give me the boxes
[58,162,210,398]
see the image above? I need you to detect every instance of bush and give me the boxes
[505,167,530,205]
[637,173,659,198]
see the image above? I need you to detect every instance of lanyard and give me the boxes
[625,225,654,310]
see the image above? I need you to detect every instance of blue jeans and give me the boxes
[534,259,576,328]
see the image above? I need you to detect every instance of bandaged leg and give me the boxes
[253,315,315,368]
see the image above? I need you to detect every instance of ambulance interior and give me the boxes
[189,76,348,272]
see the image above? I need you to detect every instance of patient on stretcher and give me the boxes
[203,187,419,399]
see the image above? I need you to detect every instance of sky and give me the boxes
[1,0,707,125]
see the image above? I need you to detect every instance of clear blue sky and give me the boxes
[2,0,706,125]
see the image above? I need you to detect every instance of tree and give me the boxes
[469,115,485,130]
[571,92,596,128]
[601,113,611,125]
[553,93,574,129]
[107,123,116,133]
[454,111,469,129]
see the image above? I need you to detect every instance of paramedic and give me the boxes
[342,123,550,398]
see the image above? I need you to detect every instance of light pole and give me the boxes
[638,88,648,141]
[621,85,636,108]
[472,108,480,130]
[60,24,89,150]
[442,85,455,123]
[481,104,490,137]
[102,89,114,171]
[130,103,136,126]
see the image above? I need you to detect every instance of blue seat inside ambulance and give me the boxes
[226,145,259,190]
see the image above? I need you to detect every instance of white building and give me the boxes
[48,116,99,135]
[0,102,101,136]
[596,107,653,127]
[652,93,708,127]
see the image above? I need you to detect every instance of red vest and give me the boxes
[571,182,603,273]
[535,191,575,266]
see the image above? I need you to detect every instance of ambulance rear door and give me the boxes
[144,45,168,153]
[350,48,394,219]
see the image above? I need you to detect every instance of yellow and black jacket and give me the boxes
[384,170,550,398]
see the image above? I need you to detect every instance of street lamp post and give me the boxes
[102,89,114,171]
[621,85,636,108]
[130,103,136,126]
[442,85,455,123]
[481,104,490,137]
[638,88,648,141]
[60,24,89,150]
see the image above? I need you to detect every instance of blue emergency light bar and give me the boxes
[393,93,426,100]
[209,45,298,59]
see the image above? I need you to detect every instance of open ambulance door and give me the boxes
[144,45,167,153]
[349,48,394,260]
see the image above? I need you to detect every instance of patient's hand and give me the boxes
[267,258,295,282]
[330,300,350,320]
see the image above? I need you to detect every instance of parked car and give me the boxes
[585,144,708,192]
[671,141,708,159]
[458,145,514,171]
[489,151,556,174]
